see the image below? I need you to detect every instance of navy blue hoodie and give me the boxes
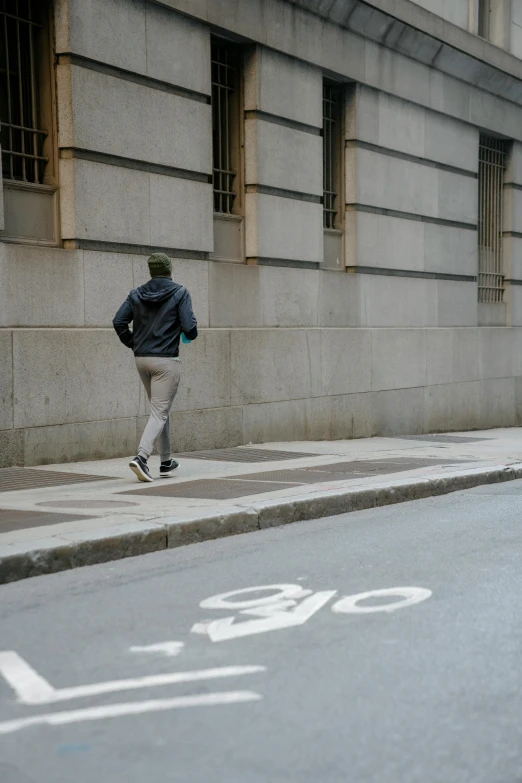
[113,278,198,357]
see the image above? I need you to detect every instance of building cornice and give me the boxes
[287,0,522,107]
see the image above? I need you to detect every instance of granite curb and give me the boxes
[1,463,521,585]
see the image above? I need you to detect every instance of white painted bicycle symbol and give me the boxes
[191,583,432,642]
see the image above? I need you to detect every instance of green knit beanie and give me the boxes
[147,253,172,278]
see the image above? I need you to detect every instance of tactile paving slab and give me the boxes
[123,457,470,500]
[176,447,318,463]
[0,468,116,493]
[0,508,94,535]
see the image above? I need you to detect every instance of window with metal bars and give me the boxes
[0,0,48,184]
[211,39,241,215]
[323,82,342,230]
[478,135,508,304]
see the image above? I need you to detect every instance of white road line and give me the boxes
[0,652,266,705]
[0,652,56,705]
[0,691,262,736]
[129,642,184,658]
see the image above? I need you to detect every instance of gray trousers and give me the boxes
[135,357,181,461]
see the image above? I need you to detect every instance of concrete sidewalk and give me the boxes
[1,427,522,584]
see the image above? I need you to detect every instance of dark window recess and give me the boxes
[0,0,48,183]
[478,0,489,38]
[211,39,240,214]
[323,82,342,229]
[478,134,508,304]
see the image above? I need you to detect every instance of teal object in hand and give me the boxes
[181,333,191,344]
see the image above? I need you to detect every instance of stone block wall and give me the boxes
[2,234,522,466]
[244,47,323,266]
[408,0,469,30]
[2,0,522,467]
[345,84,479,329]
[504,143,522,326]
[54,0,213,258]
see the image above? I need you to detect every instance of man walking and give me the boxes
[113,253,198,482]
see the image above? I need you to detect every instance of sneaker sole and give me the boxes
[159,466,179,478]
[129,460,154,483]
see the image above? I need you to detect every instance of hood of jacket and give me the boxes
[135,277,179,304]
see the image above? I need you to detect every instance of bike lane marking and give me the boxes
[0,691,262,736]
[200,591,337,642]
[129,642,184,658]
[192,582,432,642]
[0,652,265,705]
[332,587,432,614]
[0,582,432,735]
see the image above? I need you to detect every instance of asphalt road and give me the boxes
[1,481,522,783]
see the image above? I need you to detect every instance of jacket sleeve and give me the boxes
[179,288,198,341]
[112,295,134,349]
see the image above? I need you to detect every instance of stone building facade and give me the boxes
[1,0,522,466]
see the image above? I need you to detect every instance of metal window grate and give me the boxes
[0,0,48,183]
[211,40,239,214]
[323,83,341,229]
[478,135,507,304]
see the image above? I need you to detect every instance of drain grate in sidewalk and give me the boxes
[0,468,116,493]
[176,447,318,463]
[125,478,302,500]
[0,508,95,535]
[124,457,470,500]
[309,457,469,473]
[235,458,470,483]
